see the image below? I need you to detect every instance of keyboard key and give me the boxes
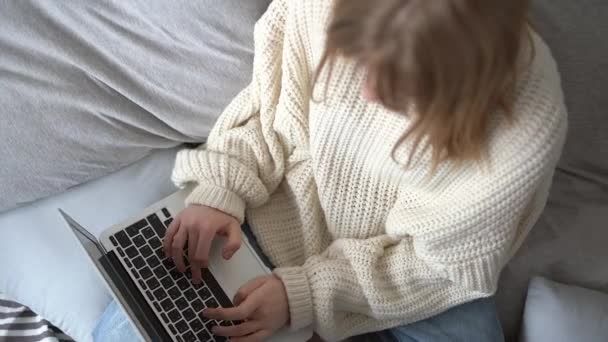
[184,288,197,302]
[145,290,153,301]
[131,268,139,279]
[153,302,162,312]
[138,279,146,290]
[114,231,131,248]
[160,298,174,312]
[183,331,196,342]
[153,266,167,280]
[204,319,216,332]
[147,255,160,268]
[140,245,152,258]
[164,218,173,227]
[124,258,132,268]
[109,236,118,247]
[176,336,184,342]
[167,309,181,323]
[132,256,145,269]
[170,269,184,280]
[162,258,174,270]
[160,276,173,289]
[168,324,177,335]
[215,335,228,342]
[197,287,211,300]
[196,330,211,341]
[149,238,162,250]
[205,298,218,308]
[146,278,161,291]
[153,287,167,301]
[191,299,205,313]
[125,246,138,258]
[160,312,168,323]
[126,219,147,237]
[168,286,181,300]
[133,235,145,247]
[117,248,125,257]
[141,227,155,239]
[139,267,153,279]
[189,318,204,333]
[182,308,195,322]
[175,320,189,333]
[162,208,171,219]
[147,214,166,237]
[177,278,190,290]
[175,297,188,310]
[155,249,166,259]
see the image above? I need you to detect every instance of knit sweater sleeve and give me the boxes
[274,88,568,339]
[171,0,306,223]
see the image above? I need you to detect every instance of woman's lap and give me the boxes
[357,297,504,342]
[94,295,503,342]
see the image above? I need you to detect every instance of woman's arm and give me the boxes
[274,98,568,341]
[172,0,310,223]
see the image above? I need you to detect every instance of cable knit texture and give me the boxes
[171,0,568,340]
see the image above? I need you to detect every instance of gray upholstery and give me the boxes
[0,0,270,212]
[496,1,608,340]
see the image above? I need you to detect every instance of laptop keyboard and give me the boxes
[109,208,238,342]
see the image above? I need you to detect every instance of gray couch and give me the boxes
[496,1,608,340]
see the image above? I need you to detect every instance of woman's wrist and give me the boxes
[185,183,246,224]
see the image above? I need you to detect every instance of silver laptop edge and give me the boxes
[59,209,151,341]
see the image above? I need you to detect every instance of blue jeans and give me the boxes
[358,297,504,342]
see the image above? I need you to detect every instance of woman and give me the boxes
[163,0,567,341]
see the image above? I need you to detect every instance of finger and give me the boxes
[194,225,217,270]
[212,321,261,337]
[203,295,259,321]
[188,230,202,284]
[220,221,242,259]
[163,215,181,257]
[171,227,188,272]
[231,329,272,342]
[233,277,267,306]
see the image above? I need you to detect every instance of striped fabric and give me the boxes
[0,294,73,342]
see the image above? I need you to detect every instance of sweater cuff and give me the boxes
[273,267,314,331]
[185,183,246,224]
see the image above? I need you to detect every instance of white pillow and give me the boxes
[520,277,608,342]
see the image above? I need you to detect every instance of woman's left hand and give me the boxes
[203,274,290,341]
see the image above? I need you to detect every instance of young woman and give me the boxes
[162,0,567,341]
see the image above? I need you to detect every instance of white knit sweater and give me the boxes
[172,0,568,340]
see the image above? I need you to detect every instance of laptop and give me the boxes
[59,187,312,342]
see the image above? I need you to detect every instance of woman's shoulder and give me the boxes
[484,31,568,169]
[514,30,567,135]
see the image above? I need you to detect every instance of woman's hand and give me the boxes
[203,275,290,342]
[163,204,241,284]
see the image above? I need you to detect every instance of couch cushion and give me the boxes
[0,0,270,212]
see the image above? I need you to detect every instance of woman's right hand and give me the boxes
[163,204,242,285]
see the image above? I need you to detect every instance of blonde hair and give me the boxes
[315,0,531,169]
